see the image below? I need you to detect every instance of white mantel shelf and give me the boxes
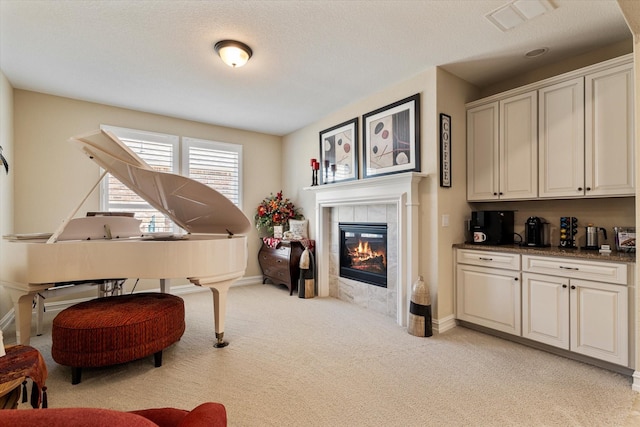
[304,172,428,196]
[305,172,428,326]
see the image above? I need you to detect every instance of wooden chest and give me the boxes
[258,241,307,295]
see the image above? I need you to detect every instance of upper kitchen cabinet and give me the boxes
[467,54,634,202]
[539,63,635,198]
[538,77,585,198]
[585,63,635,197]
[466,91,537,201]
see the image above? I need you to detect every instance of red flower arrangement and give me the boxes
[254,191,303,235]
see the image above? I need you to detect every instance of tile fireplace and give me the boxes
[306,172,426,326]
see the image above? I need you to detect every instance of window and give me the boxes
[100,125,243,233]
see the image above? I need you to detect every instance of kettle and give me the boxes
[585,224,607,250]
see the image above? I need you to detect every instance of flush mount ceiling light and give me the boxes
[486,0,556,32]
[214,40,252,68]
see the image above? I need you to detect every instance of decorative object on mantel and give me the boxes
[318,118,359,184]
[408,276,432,337]
[310,158,320,186]
[363,93,420,178]
[0,145,8,174]
[254,191,303,237]
[439,113,451,188]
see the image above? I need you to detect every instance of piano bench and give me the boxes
[51,292,185,385]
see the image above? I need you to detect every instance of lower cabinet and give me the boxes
[456,250,521,335]
[455,248,632,368]
[522,273,628,366]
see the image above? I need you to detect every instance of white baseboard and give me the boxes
[633,371,640,392]
[434,314,457,333]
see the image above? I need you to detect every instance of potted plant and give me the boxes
[254,191,302,237]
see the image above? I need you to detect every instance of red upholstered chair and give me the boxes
[0,402,227,427]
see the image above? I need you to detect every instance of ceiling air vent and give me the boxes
[486,0,556,32]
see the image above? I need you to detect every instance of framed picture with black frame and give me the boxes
[318,118,359,184]
[439,113,451,188]
[362,93,420,178]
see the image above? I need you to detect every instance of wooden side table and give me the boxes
[0,345,48,409]
[258,240,314,295]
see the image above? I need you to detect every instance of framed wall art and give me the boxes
[439,113,451,188]
[318,118,358,184]
[362,93,420,178]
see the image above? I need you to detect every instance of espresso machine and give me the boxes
[469,211,514,245]
[524,217,550,247]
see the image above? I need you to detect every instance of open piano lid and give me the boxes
[69,129,252,236]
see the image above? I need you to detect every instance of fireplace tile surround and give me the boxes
[306,172,427,326]
[330,205,397,317]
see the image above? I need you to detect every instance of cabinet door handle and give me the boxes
[559,266,579,271]
[493,192,498,196]
[571,285,576,290]
[578,187,583,191]
[586,187,591,191]
[562,284,568,288]
[514,277,518,281]
[479,257,493,261]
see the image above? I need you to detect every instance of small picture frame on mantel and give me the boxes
[318,118,359,184]
[439,113,451,188]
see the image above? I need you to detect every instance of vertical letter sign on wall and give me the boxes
[439,113,451,188]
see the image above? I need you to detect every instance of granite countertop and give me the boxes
[453,243,636,264]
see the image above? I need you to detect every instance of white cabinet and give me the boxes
[456,250,521,335]
[537,63,634,198]
[538,77,584,198]
[522,272,569,349]
[467,102,498,200]
[585,63,635,197]
[469,54,634,201]
[522,256,629,366]
[467,91,537,201]
[455,248,633,367]
[570,279,628,365]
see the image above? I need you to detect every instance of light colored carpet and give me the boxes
[10,284,640,426]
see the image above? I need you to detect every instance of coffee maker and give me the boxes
[469,211,514,245]
[524,217,550,247]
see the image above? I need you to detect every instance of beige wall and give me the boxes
[480,40,633,98]
[283,67,477,322]
[9,90,282,296]
[472,198,635,248]
[283,42,637,328]
[0,71,14,319]
[434,68,479,319]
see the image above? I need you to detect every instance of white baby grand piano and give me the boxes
[2,129,251,347]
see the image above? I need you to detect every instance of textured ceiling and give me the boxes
[0,0,632,136]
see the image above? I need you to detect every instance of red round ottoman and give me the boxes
[52,292,185,384]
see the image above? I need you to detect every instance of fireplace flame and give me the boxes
[350,240,386,267]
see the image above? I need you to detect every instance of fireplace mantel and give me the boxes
[305,172,427,326]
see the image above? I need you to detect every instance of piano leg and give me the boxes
[209,283,230,348]
[6,289,36,345]
[189,276,238,348]
[36,294,45,336]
